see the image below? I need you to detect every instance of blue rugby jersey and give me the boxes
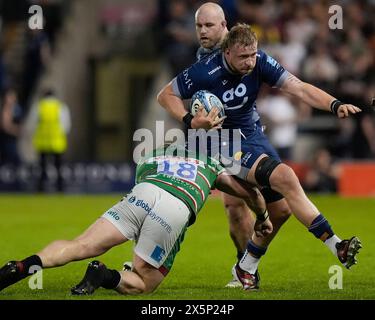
[196,44,221,61]
[172,50,289,136]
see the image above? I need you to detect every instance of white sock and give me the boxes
[239,250,260,274]
[324,235,341,256]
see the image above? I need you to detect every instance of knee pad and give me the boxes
[255,157,281,188]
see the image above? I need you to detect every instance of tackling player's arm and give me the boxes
[157,82,224,129]
[280,73,362,118]
[215,173,273,237]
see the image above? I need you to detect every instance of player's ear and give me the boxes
[222,20,227,29]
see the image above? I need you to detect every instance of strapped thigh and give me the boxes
[255,156,281,188]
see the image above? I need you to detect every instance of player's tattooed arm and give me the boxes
[280,73,361,117]
[281,73,332,111]
[286,73,303,85]
[280,73,304,96]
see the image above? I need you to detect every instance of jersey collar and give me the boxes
[221,53,241,76]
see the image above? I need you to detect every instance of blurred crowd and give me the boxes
[0,0,67,165]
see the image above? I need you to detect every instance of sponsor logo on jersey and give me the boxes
[208,66,221,75]
[222,83,249,110]
[152,156,204,166]
[241,152,252,165]
[205,52,219,64]
[106,210,120,221]
[222,79,228,86]
[150,245,166,263]
[182,69,193,90]
[135,199,172,233]
[222,83,247,102]
[266,55,280,68]
[128,195,136,203]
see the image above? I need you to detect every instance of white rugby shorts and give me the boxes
[101,182,191,274]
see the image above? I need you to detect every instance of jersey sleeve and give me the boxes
[171,62,211,99]
[214,161,226,175]
[208,156,226,186]
[258,51,289,88]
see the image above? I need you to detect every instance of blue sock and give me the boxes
[237,250,245,262]
[247,240,267,259]
[308,214,334,241]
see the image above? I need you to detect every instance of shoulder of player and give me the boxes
[256,49,267,64]
[257,49,282,66]
[198,50,221,67]
[197,46,221,62]
[256,49,279,72]
[188,52,224,79]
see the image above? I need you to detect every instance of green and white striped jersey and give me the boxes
[136,145,225,223]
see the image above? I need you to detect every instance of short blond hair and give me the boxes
[221,23,258,51]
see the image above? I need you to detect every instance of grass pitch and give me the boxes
[0,194,374,300]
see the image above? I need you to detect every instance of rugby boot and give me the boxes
[336,236,362,269]
[232,263,260,290]
[71,260,107,295]
[0,261,22,291]
[225,277,243,288]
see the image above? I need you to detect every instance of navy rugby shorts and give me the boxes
[228,123,284,203]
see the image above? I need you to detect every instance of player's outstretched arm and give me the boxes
[280,73,362,118]
[215,173,273,237]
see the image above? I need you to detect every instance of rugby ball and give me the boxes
[190,90,225,118]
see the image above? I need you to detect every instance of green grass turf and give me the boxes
[0,194,374,300]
